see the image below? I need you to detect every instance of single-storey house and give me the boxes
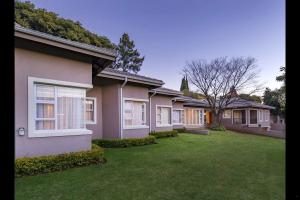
[15,24,275,158]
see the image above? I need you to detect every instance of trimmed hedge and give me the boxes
[92,136,156,148]
[15,144,104,177]
[174,128,186,133]
[150,130,178,138]
[209,124,227,131]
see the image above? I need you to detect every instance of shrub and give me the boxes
[209,124,226,131]
[149,130,178,138]
[92,136,156,148]
[15,144,104,177]
[174,128,186,133]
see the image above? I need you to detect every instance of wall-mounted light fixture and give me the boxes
[18,127,25,136]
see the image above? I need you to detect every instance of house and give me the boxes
[221,98,274,130]
[15,24,275,158]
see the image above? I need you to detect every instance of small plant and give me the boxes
[92,136,156,148]
[209,124,226,131]
[174,128,186,133]
[149,130,178,138]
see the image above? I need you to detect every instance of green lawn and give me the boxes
[15,131,285,200]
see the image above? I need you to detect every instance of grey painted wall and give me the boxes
[122,84,150,137]
[15,48,92,158]
[86,86,103,139]
[102,83,121,139]
[150,95,173,132]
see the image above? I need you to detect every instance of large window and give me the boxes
[172,109,184,124]
[35,84,86,131]
[156,106,172,126]
[233,110,246,124]
[184,108,204,125]
[28,77,94,137]
[124,100,147,128]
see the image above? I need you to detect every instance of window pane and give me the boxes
[36,103,54,118]
[57,87,85,129]
[250,110,257,124]
[173,110,180,123]
[35,120,55,130]
[161,107,171,125]
[85,99,95,122]
[185,109,193,124]
[86,111,94,122]
[36,85,55,100]
[193,110,199,124]
[124,100,146,126]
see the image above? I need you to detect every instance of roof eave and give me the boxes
[97,73,164,87]
[15,26,116,61]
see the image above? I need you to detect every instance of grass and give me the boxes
[15,131,285,200]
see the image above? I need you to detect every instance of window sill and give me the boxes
[28,129,92,138]
[123,125,149,130]
[156,124,173,127]
[173,123,183,125]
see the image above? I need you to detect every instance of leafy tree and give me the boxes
[275,66,285,115]
[263,88,283,116]
[111,33,145,74]
[180,75,189,91]
[239,93,262,103]
[276,66,286,84]
[15,1,114,49]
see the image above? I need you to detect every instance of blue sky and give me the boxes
[24,0,285,95]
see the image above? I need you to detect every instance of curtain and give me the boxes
[35,85,55,130]
[193,110,199,124]
[173,110,180,123]
[57,87,85,129]
[185,109,193,124]
[161,107,171,125]
[124,101,145,126]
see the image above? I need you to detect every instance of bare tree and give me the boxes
[183,57,262,126]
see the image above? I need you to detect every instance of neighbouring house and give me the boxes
[15,24,276,158]
[221,98,275,130]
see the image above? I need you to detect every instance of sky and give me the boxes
[24,0,285,95]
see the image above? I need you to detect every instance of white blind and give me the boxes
[124,100,146,127]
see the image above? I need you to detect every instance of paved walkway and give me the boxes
[226,126,285,139]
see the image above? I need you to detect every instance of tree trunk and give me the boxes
[212,111,223,127]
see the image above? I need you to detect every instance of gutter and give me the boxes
[149,91,157,133]
[120,77,128,139]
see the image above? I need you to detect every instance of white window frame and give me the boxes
[156,105,173,127]
[85,97,97,124]
[264,110,269,121]
[222,110,232,119]
[172,108,184,125]
[258,109,264,122]
[123,98,149,129]
[249,109,259,126]
[28,77,92,138]
[232,109,247,125]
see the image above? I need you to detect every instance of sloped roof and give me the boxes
[150,87,183,96]
[225,98,275,109]
[15,23,116,59]
[98,68,164,86]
